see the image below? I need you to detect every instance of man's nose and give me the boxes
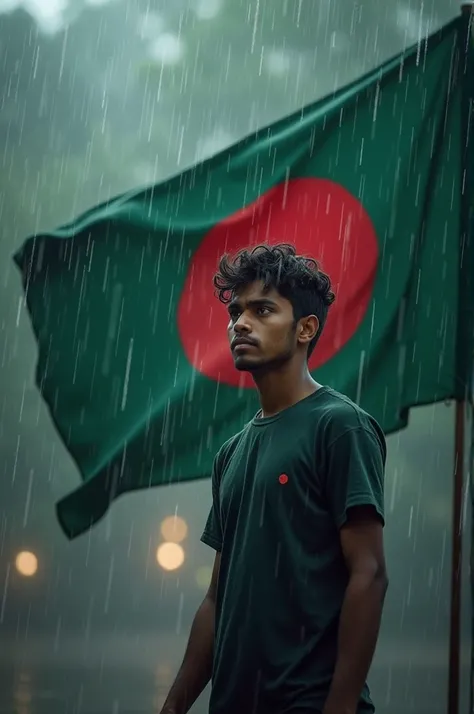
[233,313,252,334]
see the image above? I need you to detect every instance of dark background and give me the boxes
[0,1,471,712]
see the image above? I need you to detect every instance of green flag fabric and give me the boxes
[14,17,473,539]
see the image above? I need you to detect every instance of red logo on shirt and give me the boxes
[279,474,289,485]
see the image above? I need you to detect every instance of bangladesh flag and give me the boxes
[14,16,473,539]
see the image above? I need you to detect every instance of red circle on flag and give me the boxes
[279,474,289,485]
[177,178,378,388]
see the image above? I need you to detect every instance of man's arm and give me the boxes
[160,551,221,714]
[322,505,388,714]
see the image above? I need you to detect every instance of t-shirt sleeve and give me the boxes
[324,426,385,529]
[200,455,223,551]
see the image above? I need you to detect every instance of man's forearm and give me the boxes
[323,570,388,714]
[161,596,215,714]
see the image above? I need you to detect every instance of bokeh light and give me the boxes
[156,542,185,571]
[160,515,188,543]
[15,551,38,577]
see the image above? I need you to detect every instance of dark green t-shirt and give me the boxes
[201,386,386,714]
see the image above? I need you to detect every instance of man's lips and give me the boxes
[231,339,257,351]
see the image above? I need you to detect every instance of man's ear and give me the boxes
[298,315,319,347]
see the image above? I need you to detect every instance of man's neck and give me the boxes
[254,364,321,418]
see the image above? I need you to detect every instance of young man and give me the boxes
[161,243,388,714]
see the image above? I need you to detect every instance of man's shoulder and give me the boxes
[312,388,386,450]
[215,423,251,466]
[320,388,375,422]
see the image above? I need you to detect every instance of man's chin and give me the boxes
[233,356,261,372]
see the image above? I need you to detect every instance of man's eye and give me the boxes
[228,311,240,321]
[257,307,270,315]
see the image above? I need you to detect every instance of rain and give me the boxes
[0,1,470,714]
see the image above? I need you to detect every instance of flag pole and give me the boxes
[448,399,466,714]
[448,7,473,714]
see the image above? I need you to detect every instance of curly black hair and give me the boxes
[213,243,335,357]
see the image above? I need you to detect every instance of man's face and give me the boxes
[227,281,298,372]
